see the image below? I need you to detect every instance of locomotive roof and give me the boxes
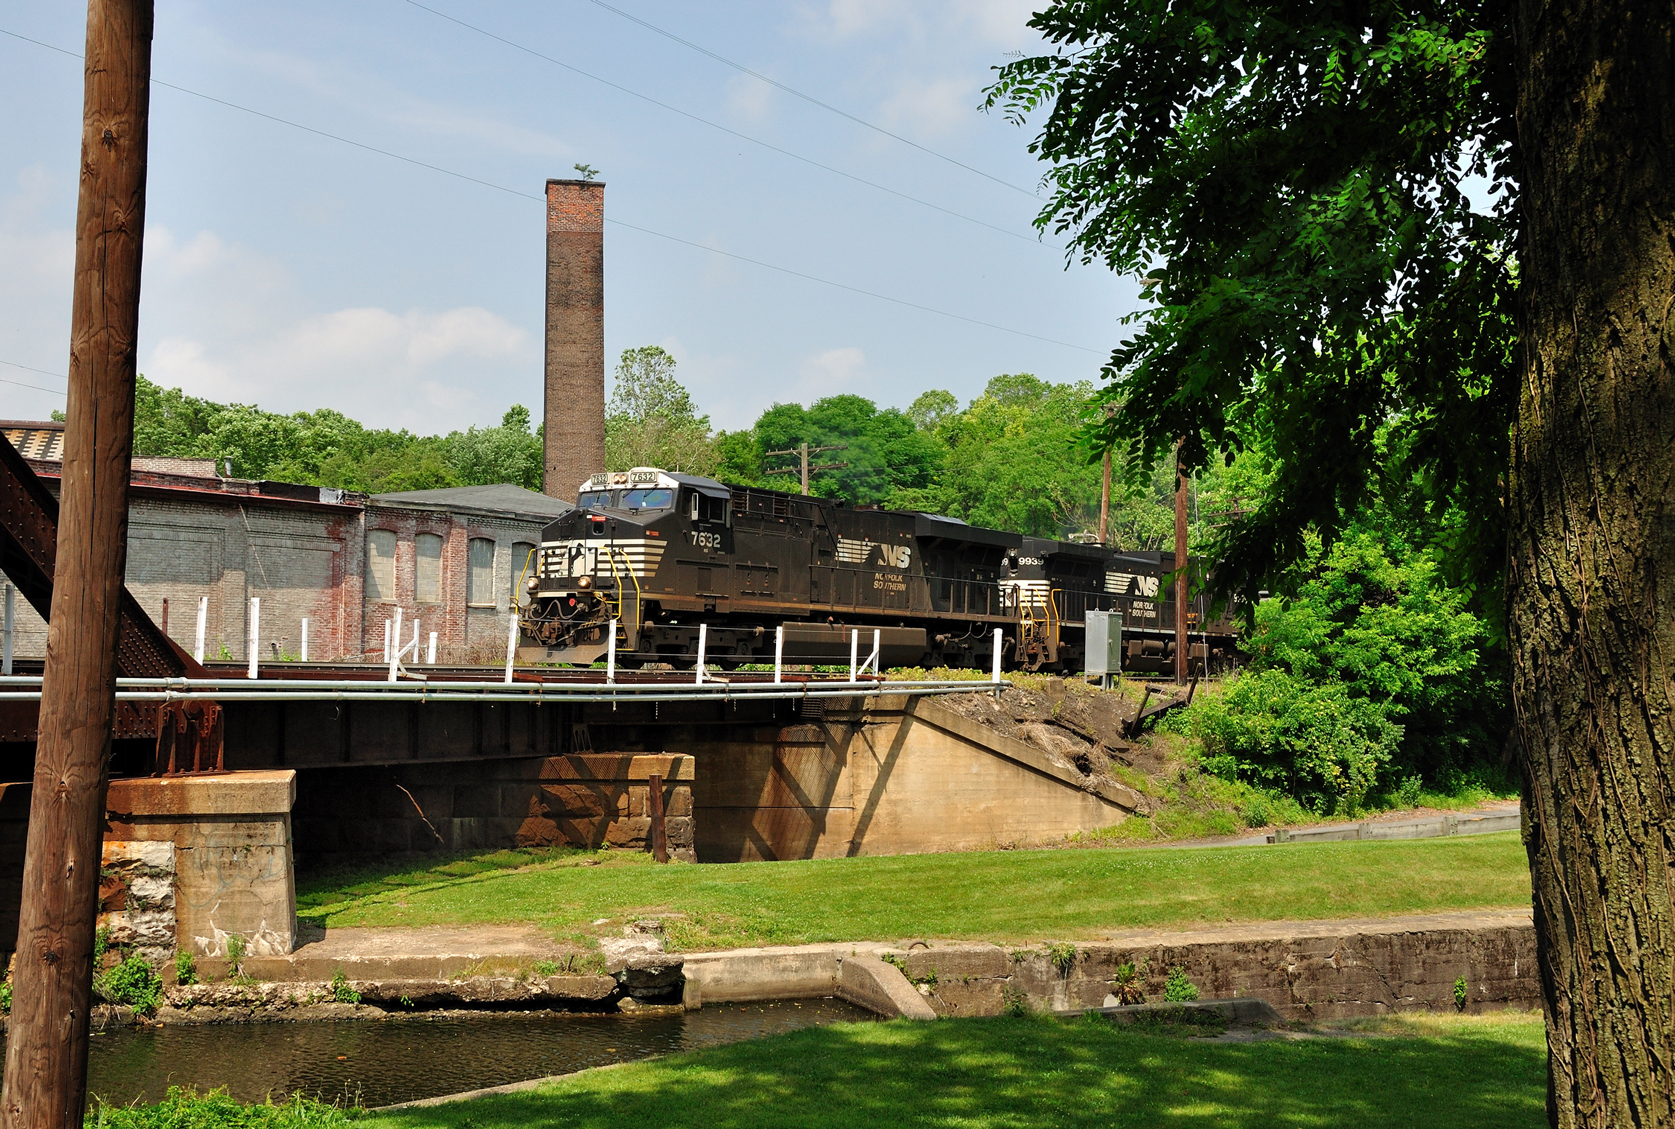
[1021,535,1110,561]
[579,467,730,499]
[913,512,1020,547]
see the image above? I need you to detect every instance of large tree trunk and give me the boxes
[1509,0,1675,1125]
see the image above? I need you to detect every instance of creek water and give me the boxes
[75,1000,873,1109]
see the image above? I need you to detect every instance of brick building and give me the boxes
[1,422,571,666]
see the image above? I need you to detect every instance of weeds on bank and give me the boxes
[88,1086,356,1128]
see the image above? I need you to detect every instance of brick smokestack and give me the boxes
[543,178,606,500]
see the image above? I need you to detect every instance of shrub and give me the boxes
[1162,966,1201,1003]
[175,950,197,986]
[94,952,162,1012]
[1454,976,1469,1010]
[0,976,11,1012]
[225,933,246,968]
[1189,668,1401,812]
[1394,776,1424,809]
[1048,942,1077,976]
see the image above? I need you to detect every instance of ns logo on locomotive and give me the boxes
[517,468,1238,674]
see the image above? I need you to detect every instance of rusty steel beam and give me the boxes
[0,432,211,744]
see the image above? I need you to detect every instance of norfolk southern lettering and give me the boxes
[518,468,1238,673]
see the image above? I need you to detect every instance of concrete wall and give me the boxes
[682,695,1140,862]
[892,910,1540,1020]
[292,753,695,863]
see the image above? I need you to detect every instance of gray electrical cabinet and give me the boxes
[1085,610,1123,680]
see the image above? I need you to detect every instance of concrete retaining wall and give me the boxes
[678,910,1536,1021]
[892,910,1538,1020]
[680,694,1141,862]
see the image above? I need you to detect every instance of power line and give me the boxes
[0,360,67,397]
[0,26,1097,354]
[0,358,67,381]
[402,1,1039,244]
[581,0,1040,200]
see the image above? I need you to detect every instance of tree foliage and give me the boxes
[1192,524,1507,809]
[133,377,542,492]
[984,0,1518,616]
[604,346,719,476]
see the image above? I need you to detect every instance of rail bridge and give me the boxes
[0,438,1142,964]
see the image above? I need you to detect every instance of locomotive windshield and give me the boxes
[575,488,675,512]
[621,488,674,511]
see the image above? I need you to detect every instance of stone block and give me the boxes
[604,816,652,848]
[542,782,611,819]
[899,944,1008,982]
[925,978,1007,1017]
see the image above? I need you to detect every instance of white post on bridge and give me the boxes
[606,618,617,684]
[247,597,261,679]
[992,628,1003,695]
[382,619,390,664]
[849,629,859,682]
[300,617,309,663]
[427,632,437,664]
[773,625,784,684]
[504,612,518,684]
[194,595,207,663]
[695,622,708,684]
[2,583,13,676]
[388,607,404,682]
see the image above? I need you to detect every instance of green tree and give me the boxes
[987,1,1675,1117]
[752,395,943,505]
[445,405,543,491]
[932,375,1100,536]
[604,346,717,475]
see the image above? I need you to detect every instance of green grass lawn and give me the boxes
[299,832,1530,950]
[346,1011,1546,1129]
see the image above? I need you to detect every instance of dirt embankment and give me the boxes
[935,678,1190,808]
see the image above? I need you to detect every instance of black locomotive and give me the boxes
[517,468,1239,673]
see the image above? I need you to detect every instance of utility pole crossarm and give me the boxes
[763,442,847,496]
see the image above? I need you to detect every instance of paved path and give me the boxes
[1164,800,1520,850]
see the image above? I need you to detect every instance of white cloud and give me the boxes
[723,73,777,122]
[878,75,979,140]
[137,225,535,432]
[794,345,869,399]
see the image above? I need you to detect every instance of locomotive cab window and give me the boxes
[578,490,613,509]
[687,491,729,524]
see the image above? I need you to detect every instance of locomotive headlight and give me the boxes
[577,575,593,590]
[525,575,540,594]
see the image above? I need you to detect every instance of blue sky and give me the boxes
[1,1,1141,434]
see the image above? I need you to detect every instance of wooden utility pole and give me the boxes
[1097,451,1111,544]
[764,441,847,495]
[1,2,152,1126]
[1173,440,1188,685]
